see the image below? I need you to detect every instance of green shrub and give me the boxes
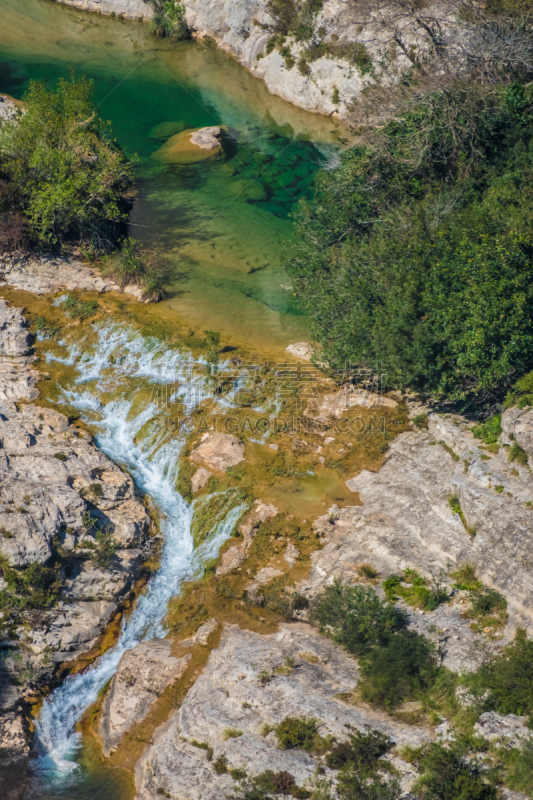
[90,529,119,569]
[336,769,400,800]
[0,74,133,251]
[471,415,502,445]
[383,569,448,612]
[412,742,499,800]
[508,442,529,465]
[466,629,533,717]
[500,737,533,796]
[308,579,406,655]
[60,294,99,321]
[288,82,533,402]
[103,238,167,298]
[149,0,189,39]
[0,560,61,623]
[326,729,393,773]
[359,630,438,708]
[275,716,319,751]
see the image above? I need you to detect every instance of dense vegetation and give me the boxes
[149,0,189,40]
[0,75,133,252]
[289,81,533,403]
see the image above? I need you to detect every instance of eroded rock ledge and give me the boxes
[0,252,148,301]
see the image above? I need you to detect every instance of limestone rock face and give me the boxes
[54,0,152,20]
[0,94,21,123]
[134,623,429,800]
[474,712,532,749]
[99,639,191,756]
[300,413,533,635]
[190,433,244,472]
[0,253,151,301]
[502,406,533,460]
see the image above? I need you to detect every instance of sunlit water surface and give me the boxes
[0,0,347,349]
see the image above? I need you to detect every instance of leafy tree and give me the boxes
[359,630,438,708]
[413,742,499,800]
[0,74,133,251]
[466,629,533,718]
[308,579,406,655]
[288,82,533,402]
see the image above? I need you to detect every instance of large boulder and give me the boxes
[99,639,190,756]
[151,127,222,165]
[190,434,244,472]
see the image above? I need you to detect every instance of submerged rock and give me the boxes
[190,433,244,472]
[151,126,222,165]
[99,638,191,756]
[148,120,189,141]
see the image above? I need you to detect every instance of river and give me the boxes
[0,1,346,796]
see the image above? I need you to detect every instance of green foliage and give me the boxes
[308,579,406,655]
[289,82,533,402]
[90,528,119,569]
[0,560,61,622]
[359,630,438,708]
[471,415,502,445]
[383,569,449,612]
[500,737,533,796]
[413,413,428,429]
[412,742,499,800]
[150,0,189,39]
[508,442,529,464]
[266,0,323,38]
[336,769,400,800]
[103,238,167,298]
[53,452,68,461]
[326,730,393,772]
[466,629,533,717]
[450,563,481,590]
[60,293,99,321]
[469,586,507,618]
[304,41,372,74]
[232,770,311,799]
[0,74,133,251]
[275,716,319,751]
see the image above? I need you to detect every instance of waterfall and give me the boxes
[34,323,246,781]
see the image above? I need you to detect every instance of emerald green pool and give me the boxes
[0,0,346,351]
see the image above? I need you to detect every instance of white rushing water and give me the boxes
[35,323,247,781]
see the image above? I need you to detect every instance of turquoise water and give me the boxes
[0,0,345,350]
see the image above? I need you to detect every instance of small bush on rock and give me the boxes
[275,716,319,751]
[308,579,406,655]
[359,631,438,709]
[412,742,499,800]
[326,729,394,773]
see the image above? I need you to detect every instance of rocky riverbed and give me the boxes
[0,297,154,782]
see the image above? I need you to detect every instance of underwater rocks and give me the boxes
[134,623,429,800]
[151,126,222,165]
[299,413,533,637]
[148,120,189,141]
[99,638,190,756]
[190,433,245,472]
